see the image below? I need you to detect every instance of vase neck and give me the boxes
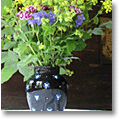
[34,66,59,75]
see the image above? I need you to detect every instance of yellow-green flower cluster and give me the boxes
[57,26,67,32]
[41,18,50,25]
[14,0,71,10]
[66,69,74,76]
[101,0,112,13]
[86,0,98,5]
[69,0,85,5]
[13,0,84,25]
[53,0,70,6]
[75,29,83,38]
[37,41,45,50]
[76,0,84,5]
[53,1,77,23]
[4,2,16,17]
[14,0,42,10]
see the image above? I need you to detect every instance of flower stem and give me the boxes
[49,34,52,46]
[28,44,43,66]
[19,28,43,66]
[79,11,100,29]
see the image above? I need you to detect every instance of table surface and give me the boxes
[2,109,102,111]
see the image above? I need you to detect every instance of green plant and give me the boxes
[1,0,112,83]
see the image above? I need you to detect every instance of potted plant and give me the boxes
[1,0,112,111]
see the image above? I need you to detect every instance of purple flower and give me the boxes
[24,11,32,20]
[75,7,83,14]
[15,11,24,20]
[25,5,36,12]
[46,11,56,24]
[28,10,56,27]
[46,11,55,19]
[32,10,47,26]
[75,14,85,28]
[69,5,83,14]
[15,11,32,20]
[28,19,36,27]
[69,5,75,9]
[32,10,47,25]
[49,17,56,24]
[32,12,39,19]
[38,10,47,18]
[42,5,51,10]
[32,10,47,19]
[35,19,42,25]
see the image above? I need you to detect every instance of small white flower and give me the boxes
[36,81,42,88]
[34,94,40,101]
[31,107,36,111]
[47,107,53,111]
[26,84,29,90]
[29,80,34,84]
[55,94,61,100]
[43,82,50,89]
[34,74,41,79]
[53,75,59,79]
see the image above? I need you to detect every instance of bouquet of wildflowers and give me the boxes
[1,0,112,83]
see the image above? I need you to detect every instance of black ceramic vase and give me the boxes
[26,66,68,111]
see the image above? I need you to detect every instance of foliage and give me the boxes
[1,0,112,84]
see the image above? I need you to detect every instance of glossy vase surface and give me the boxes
[26,66,68,111]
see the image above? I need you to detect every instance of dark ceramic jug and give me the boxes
[26,66,68,111]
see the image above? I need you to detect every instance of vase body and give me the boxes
[26,66,68,111]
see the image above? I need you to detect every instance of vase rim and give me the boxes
[34,65,59,68]
[34,66,59,74]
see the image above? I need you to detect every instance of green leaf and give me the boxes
[82,32,91,39]
[23,54,38,66]
[66,36,80,40]
[1,19,7,28]
[64,57,80,60]
[24,31,33,35]
[1,39,4,51]
[42,25,56,36]
[90,28,103,35]
[106,21,112,29]
[17,54,32,67]
[1,30,5,37]
[1,52,8,63]
[4,39,11,43]
[85,4,93,11]
[3,41,16,50]
[18,20,28,28]
[93,17,99,24]
[21,25,28,33]
[66,40,78,53]
[1,50,18,63]
[18,65,34,82]
[1,0,12,15]
[99,20,112,29]
[44,54,51,61]
[31,42,39,52]
[59,67,66,75]
[80,29,92,39]
[8,50,18,62]
[13,42,30,56]
[1,60,18,84]
[75,39,87,51]
[2,27,14,36]
[53,37,61,41]
[84,5,90,19]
